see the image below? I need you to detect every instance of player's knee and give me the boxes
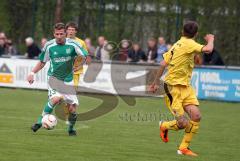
[177,121,188,129]
[191,113,201,122]
[185,105,201,122]
[177,117,188,129]
[68,104,77,113]
[69,108,76,113]
[50,97,62,105]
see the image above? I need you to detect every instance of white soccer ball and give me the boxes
[42,114,57,130]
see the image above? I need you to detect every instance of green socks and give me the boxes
[68,112,77,132]
[37,101,55,125]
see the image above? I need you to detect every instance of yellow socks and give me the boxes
[162,120,180,131]
[179,120,200,149]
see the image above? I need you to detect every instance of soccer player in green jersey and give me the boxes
[27,23,89,136]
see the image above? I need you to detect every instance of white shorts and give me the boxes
[48,78,79,105]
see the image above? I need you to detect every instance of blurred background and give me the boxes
[0,0,239,65]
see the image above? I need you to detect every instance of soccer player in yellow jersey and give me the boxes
[66,22,88,87]
[149,21,214,156]
[64,22,91,123]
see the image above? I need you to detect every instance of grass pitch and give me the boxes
[0,88,239,161]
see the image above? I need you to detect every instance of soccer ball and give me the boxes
[42,114,57,130]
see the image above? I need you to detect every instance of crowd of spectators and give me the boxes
[0,31,224,66]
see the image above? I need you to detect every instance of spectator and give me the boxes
[41,38,48,49]
[5,39,18,56]
[25,37,41,59]
[0,32,7,56]
[84,38,95,58]
[0,32,6,37]
[95,36,109,61]
[101,40,110,61]
[146,38,158,63]
[95,36,105,60]
[167,43,172,50]
[118,39,131,62]
[128,43,146,62]
[0,38,5,56]
[156,36,168,63]
[202,49,224,65]
[0,32,7,43]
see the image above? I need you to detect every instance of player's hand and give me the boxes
[73,66,81,72]
[204,34,214,42]
[148,83,159,93]
[27,73,34,84]
[85,56,91,65]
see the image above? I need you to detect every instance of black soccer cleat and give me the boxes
[68,130,77,136]
[31,123,42,132]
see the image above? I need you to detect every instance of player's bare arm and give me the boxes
[27,61,46,84]
[85,55,92,65]
[148,60,167,93]
[73,55,91,72]
[202,34,215,53]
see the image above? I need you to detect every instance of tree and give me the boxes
[55,0,64,23]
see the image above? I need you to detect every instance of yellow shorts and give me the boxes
[73,67,83,87]
[164,84,199,117]
[73,73,81,87]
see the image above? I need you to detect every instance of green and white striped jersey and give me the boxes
[39,38,88,82]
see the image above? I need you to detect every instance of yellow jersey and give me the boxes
[163,36,204,86]
[73,37,88,74]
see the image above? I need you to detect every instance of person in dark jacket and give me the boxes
[203,49,224,65]
[128,43,146,62]
[0,33,7,56]
[0,38,5,56]
[146,38,158,63]
[25,37,41,59]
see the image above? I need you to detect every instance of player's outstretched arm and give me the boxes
[202,34,215,54]
[85,55,92,65]
[148,60,167,93]
[27,61,46,84]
